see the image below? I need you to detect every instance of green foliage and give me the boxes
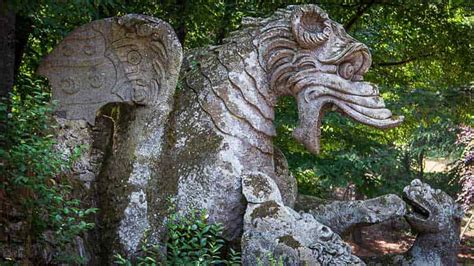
[166,209,226,265]
[114,232,163,266]
[256,253,284,266]
[0,77,97,264]
[114,207,241,266]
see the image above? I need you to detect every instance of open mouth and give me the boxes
[292,74,404,154]
[404,196,430,221]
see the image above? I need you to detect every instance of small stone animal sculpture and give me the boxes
[366,179,463,266]
[38,4,404,264]
[402,179,463,266]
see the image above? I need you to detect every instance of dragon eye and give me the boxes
[338,62,355,80]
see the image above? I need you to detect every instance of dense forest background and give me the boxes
[0,0,472,264]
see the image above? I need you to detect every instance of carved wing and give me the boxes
[38,14,182,125]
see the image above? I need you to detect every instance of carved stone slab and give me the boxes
[38,14,182,124]
[37,14,182,263]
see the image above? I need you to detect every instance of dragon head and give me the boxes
[260,5,403,153]
[403,179,463,233]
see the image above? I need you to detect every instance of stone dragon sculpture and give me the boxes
[168,3,402,241]
[38,4,409,264]
[365,179,463,266]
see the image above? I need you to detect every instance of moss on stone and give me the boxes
[251,200,280,220]
[278,235,302,249]
[94,102,138,263]
[243,173,271,197]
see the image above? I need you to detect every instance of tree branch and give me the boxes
[344,0,375,31]
[375,53,433,67]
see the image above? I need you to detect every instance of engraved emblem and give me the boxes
[83,44,96,56]
[62,44,74,57]
[60,77,78,94]
[132,86,147,104]
[127,50,142,65]
[88,73,103,88]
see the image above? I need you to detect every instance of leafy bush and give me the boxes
[0,76,97,264]
[114,207,240,266]
[256,253,284,266]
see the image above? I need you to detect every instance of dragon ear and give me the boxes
[290,5,332,49]
[37,14,183,125]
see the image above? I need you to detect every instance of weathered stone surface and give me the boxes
[296,194,406,235]
[38,14,182,263]
[243,173,283,204]
[54,118,104,190]
[242,172,363,265]
[365,179,463,266]
[273,147,298,208]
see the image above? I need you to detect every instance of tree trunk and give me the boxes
[418,150,424,180]
[0,4,16,100]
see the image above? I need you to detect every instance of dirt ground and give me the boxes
[346,214,474,264]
